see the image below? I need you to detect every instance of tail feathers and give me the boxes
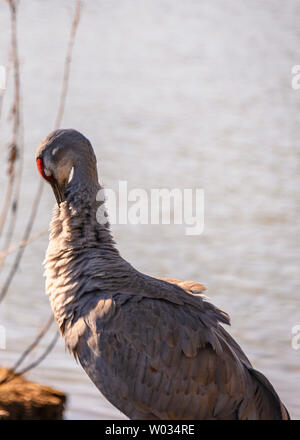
[247,368,290,420]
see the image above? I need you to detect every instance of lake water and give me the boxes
[0,0,299,419]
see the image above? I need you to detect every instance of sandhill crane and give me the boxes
[36,129,289,420]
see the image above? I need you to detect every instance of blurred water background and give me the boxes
[0,0,299,419]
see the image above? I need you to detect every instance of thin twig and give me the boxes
[16,331,60,377]
[0,120,25,269]
[0,0,82,304]
[0,57,12,123]
[0,0,83,380]
[0,317,58,386]
[0,228,48,262]
[8,315,54,375]
[55,0,81,130]
[0,180,44,303]
[0,0,20,240]
[0,178,14,238]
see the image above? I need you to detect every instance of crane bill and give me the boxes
[51,181,64,205]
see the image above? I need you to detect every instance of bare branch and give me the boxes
[0,0,83,379]
[0,228,48,263]
[0,0,82,303]
[0,316,58,386]
[0,179,44,303]
[8,315,54,374]
[55,0,82,129]
[0,0,21,240]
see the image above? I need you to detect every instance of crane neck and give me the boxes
[49,161,119,256]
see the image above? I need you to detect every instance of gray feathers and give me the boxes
[41,129,289,420]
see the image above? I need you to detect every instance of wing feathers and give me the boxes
[72,278,288,420]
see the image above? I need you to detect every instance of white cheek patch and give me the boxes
[68,167,74,183]
[52,147,59,156]
[44,168,52,177]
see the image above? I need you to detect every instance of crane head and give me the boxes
[36,128,95,206]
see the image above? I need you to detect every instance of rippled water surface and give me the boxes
[0,0,299,419]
